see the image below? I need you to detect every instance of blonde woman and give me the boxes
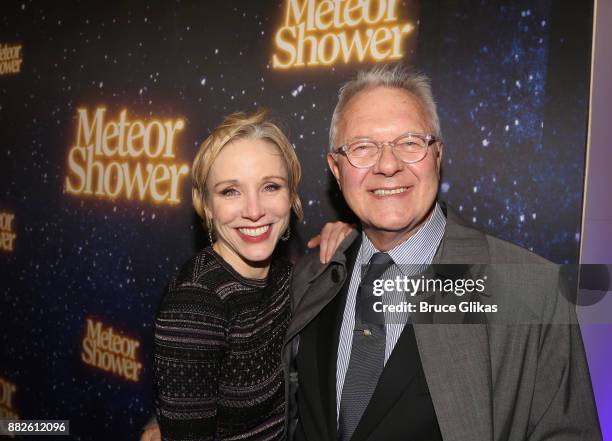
[152,109,350,441]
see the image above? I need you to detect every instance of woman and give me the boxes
[153,109,350,441]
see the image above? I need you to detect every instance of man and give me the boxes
[283,65,601,441]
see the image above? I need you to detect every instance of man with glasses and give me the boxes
[284,65,601,441]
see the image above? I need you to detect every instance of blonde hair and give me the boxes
[191,109,303,233]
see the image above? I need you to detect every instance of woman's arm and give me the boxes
[153,281,226,441]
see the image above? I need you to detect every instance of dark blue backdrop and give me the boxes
[0,1,594,439]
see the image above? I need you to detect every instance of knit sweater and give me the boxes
[153,247,292,441]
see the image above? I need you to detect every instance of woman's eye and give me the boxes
[264,183,281,192]
[221,188,239,197]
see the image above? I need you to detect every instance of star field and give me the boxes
[0,1,592,439]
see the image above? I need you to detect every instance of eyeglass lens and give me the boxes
[346,135,429,167]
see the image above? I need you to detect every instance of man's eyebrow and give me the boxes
[343,135,377,143]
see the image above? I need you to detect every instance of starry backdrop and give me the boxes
[0,1,593,440]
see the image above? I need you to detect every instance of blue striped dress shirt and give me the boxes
[335,202,446,420]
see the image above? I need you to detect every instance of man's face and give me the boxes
[327,86,443,249]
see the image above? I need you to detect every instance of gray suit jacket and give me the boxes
[282,206,601,440]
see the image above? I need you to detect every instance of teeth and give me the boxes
[373,187,407,196]
[238,225,270,236]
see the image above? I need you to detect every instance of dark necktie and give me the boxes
[339,252,394,441]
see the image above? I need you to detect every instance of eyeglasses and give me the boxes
[332,132,440,169]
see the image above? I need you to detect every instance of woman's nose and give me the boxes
[242,193,265,221]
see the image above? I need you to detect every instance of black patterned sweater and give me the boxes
[153,247,292,441]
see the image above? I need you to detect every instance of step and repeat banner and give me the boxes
[0,1,596,439]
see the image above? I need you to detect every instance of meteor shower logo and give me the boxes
[0,212,16,252]
[64,108,190,205]
[81,318,143,382]
[0,43,22,75]
[273,0,414,68]
[0,377,18,421]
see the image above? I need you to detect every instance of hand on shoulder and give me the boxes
[140,424,160,441]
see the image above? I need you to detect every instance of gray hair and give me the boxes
[329,64,442,151]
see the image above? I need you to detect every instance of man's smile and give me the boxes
[370,186,411,197]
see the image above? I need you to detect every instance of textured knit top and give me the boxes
[153,246,292,441]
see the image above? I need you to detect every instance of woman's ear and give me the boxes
[291,194,303,221]
[192,188,211,220]
[192,188,203,217]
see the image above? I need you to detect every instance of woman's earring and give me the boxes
[207,219,214,244]
[281,224,290,242]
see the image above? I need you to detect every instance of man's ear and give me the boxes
[435,143,444,176]
[327,153,342,190]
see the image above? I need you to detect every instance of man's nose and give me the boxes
[373,143,403,176]
[243,192,265,221]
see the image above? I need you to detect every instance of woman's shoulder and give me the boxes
[157,249,228,331]
[157,248,231,317]
[167,248,294,294]
[168,247,223,291]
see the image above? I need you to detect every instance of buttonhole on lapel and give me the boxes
[331,267,340,283]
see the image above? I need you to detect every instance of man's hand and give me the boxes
[140,424,161,441]
[307,221,355,264]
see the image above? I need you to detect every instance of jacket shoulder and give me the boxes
[445,204,554,266]
[293,230,359,282]
[484,233,554,266]
[290,250,329,312]
[290,231,359,310]
[293,251,324,283]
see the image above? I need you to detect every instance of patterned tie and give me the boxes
[339,252,394,441]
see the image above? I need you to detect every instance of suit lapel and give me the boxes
[415,204,494,441]
[323,238,361,440]
[304,237,362,441]
[315,291,343,441]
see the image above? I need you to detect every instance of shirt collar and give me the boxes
[359,202,447,270]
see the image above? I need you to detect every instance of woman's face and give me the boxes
[206,137,291,278]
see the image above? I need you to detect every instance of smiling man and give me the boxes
[328,81,442,251]
[284,65,601,441]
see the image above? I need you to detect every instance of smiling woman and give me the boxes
[152,110,352,441]
[153,109,300,441]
